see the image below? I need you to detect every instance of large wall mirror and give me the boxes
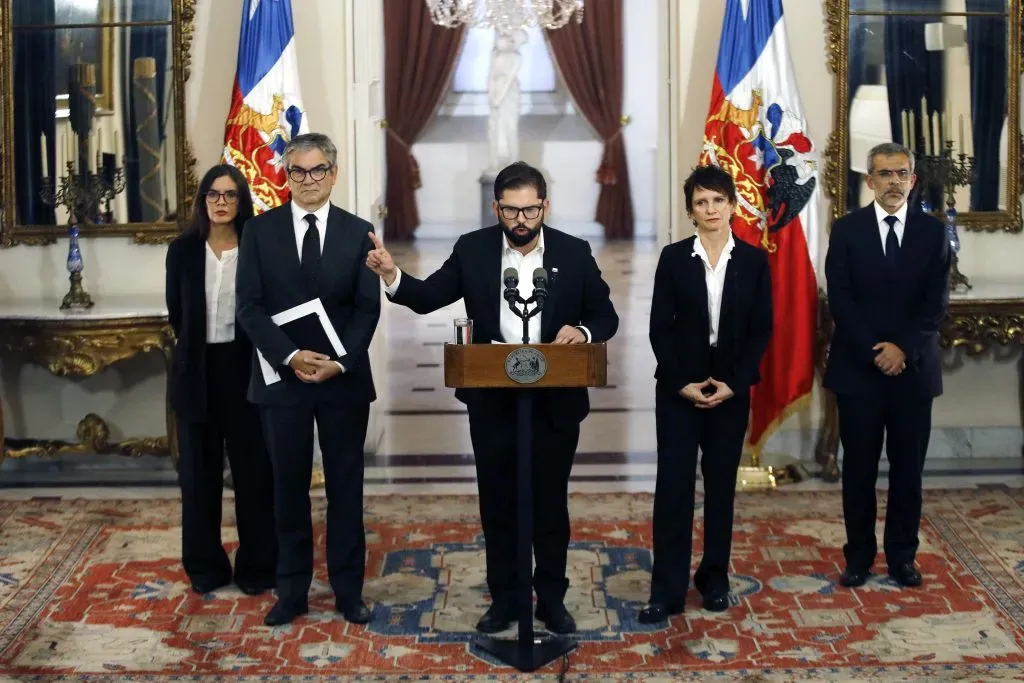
[0,0,196,247]
[825,0,1023,232]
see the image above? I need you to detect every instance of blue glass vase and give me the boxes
[59,224,94,309]
[66,225,84,274]
[945,206,961,255]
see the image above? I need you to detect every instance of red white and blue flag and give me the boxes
[222,0,308,213]
[700,0,819,454]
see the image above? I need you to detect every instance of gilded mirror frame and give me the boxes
[0,0,198,247]
[824,0,1023,233]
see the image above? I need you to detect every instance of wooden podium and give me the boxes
[443,342,607,672]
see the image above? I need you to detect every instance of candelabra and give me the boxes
[39,155,127,310]
[915,140,975,292]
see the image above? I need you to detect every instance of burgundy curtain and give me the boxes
[383,1,464,240]
[545,0,634,239]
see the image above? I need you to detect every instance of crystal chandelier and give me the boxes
[424,0,584,33]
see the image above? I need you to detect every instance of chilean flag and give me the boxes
[700,0,819,455]
[221,0,308,213]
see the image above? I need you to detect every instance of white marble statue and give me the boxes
[487,28,527,172]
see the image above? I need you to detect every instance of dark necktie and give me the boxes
[301,213,320,290]
[884,214,900,268]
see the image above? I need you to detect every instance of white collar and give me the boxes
[291,199,331,227]
[873,200,908,226]
[691,231,736,260]
[503,226,545,256]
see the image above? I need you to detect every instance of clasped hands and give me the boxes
[289,350,342,383]
[873,341,906,376]
[679,378,734,408]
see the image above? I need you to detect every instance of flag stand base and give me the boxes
[736,452,808,489]
[310,466,326,489]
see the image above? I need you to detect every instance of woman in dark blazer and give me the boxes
[166,164,277,595]
[639,165,772,623]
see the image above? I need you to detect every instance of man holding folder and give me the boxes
[236,132,380,626]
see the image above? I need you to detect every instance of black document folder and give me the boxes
[279,312,339,360]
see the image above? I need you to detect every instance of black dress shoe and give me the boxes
[336,599,371,624]
[475,604,513,634]
[190,578,230,595]
[535,602,576,634]
[888,563,922,587]
[702,593,729,612]
[263,599,308,626]
[637,602,683,624]
[839,569,870,587]
[235,578,275,596]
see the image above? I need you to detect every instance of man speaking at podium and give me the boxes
[366,162,618,635]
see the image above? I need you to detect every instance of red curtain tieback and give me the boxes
[596,114,631,186]
[384,124,422,190]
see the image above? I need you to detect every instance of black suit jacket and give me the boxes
[388,225,619,423]
[649,234,772,394]
[823,204,951,398]
[236,202,380,406]
[165,230,254,422]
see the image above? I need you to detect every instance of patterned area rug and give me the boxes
[1,489,1023,681]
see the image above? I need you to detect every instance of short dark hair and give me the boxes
[187,164,255,240]
[683,164,737,213]
[493,161,547,201]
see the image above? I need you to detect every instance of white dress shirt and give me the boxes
[283,200,344,372]
[205,242,237,343]
[499,231,546,344]
[692,232,735,346]
[291,199,330,256]
[383,229,591,343]
[873,200,907,253]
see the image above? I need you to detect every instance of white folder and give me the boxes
[257,298,347,386]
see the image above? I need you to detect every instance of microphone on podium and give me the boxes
[532,267,548,308]
[503,267,520,307]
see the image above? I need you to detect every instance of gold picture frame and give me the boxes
[823,0,1023,233]
[0,0,198,247]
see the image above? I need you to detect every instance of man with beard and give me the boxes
[824,142,950,590]
[365,161,618,634]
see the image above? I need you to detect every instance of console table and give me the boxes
[815,280,1024,482]
[0,296,177,467]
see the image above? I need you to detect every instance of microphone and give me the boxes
[532,267,548,307]
[503,267,520,306]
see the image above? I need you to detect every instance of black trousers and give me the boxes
[177,341,277,587]
[467,393,579,609]
[837,390,933,572]
[261,398,370,606]
[649,380,749,604]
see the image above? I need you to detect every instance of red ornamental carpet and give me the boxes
[1,489,1023,681]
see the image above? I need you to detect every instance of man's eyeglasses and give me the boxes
[205,190,239,204]
[874,169,911,181]
[288,164,332,183]
[499,204,543,221]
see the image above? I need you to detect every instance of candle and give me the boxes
[40,133,48,178]
[958,114,964,154]
[931,112,940,151]
[924,120,931,155]
[920,95,928,131]
[909,115,916,153]
[901,110,909,146]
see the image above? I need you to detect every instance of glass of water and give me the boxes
[453,318,473,344]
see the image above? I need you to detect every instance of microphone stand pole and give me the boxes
[475,291,575,672]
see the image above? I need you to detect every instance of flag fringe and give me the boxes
[745,390,813,459]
